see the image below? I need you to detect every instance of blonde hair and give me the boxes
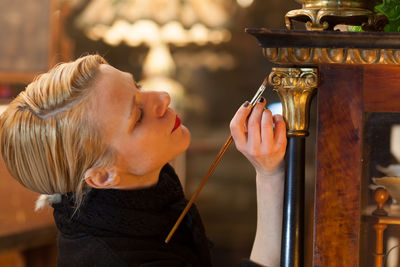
[0,55,115,209]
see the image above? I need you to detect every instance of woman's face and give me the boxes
[90,64,190,185]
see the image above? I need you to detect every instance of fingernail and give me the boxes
[274,115,283,121]
[258,97,265,103]
[243,101,250,107]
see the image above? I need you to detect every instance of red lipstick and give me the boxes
[172,115,181,132]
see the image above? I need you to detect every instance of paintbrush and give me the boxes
[165,77,269,243]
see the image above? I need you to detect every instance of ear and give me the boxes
[84,167,120,189]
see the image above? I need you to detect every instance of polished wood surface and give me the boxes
[364,65,400,113]
[374,216,400,224]
[373,223,387,267]
[313,65,364,266]
[246,28,400,49]
[372,188,389,216]
[365,187,400,267]
[364,214,400,267]
[313,64,400,266]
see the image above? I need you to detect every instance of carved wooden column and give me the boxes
[269,68,318,267]
[373,223,387,267]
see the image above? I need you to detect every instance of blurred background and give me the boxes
[0,0,316,266]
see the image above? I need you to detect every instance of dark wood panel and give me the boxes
[246,28,400,49]
[313,65,364,266]
[364,65,400,113]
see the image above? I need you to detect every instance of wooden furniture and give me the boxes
[310,63,400,267]
[247,29,400,266]
[312,63,400,266]
[364,188,400,267]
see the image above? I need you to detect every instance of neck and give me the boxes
[116,167,162,190]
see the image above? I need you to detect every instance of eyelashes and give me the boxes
[137,108,144,123]
[128,107,143,133]
[129,83,143,132]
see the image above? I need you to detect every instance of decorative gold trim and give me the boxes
[285,1,387,31]
[269,68,318,137]
[263,47,400,66]
[295,0,372,9]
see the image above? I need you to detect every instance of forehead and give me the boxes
[97,64,133,85]
[89,64,135,143]
[89,65,134,136]
[93,64,133,99]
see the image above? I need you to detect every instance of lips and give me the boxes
[172,115,181,133]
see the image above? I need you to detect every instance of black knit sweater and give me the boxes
[52,164,261,267]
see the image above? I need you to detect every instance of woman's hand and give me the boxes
[231,98,286,266]
[230,98,287,176]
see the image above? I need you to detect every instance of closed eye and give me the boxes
[136,108,143,123]
[128,106,144,133]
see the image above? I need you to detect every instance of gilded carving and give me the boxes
[263,47,400,66]
[268,68,318,137]
[285,1,387,31]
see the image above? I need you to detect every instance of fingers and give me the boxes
[230,101,252,148]
[247,98,267,148]
[273,114,287,151]
[231,98,287,156]
[260,108,273,144]
[231,99,287,175]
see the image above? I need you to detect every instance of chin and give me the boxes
[181,126,191,150]
[170,128,190,160]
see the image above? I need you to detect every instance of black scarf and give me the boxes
[52,164,212,266]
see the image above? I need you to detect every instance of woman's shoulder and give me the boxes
[57,233,196,267]
[57,234,126,266]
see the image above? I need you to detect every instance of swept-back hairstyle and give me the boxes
[0,55,115,208]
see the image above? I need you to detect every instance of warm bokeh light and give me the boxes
[237,0,254,8]
[143,43,176,77]
[75,0,233,47]
[85,19,231,47]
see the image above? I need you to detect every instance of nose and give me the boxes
[153,91,171,117]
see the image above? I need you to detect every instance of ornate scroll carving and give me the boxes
[269,68,318,137]
[285,8,387,31]
[285,1,388,31]
[263,47,400,66]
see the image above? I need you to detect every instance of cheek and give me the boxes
[116,137,168,174]
[117,147,154,175]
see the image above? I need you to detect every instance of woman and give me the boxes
[0,55,286,267]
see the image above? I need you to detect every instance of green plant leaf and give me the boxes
[375,0,400,32]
